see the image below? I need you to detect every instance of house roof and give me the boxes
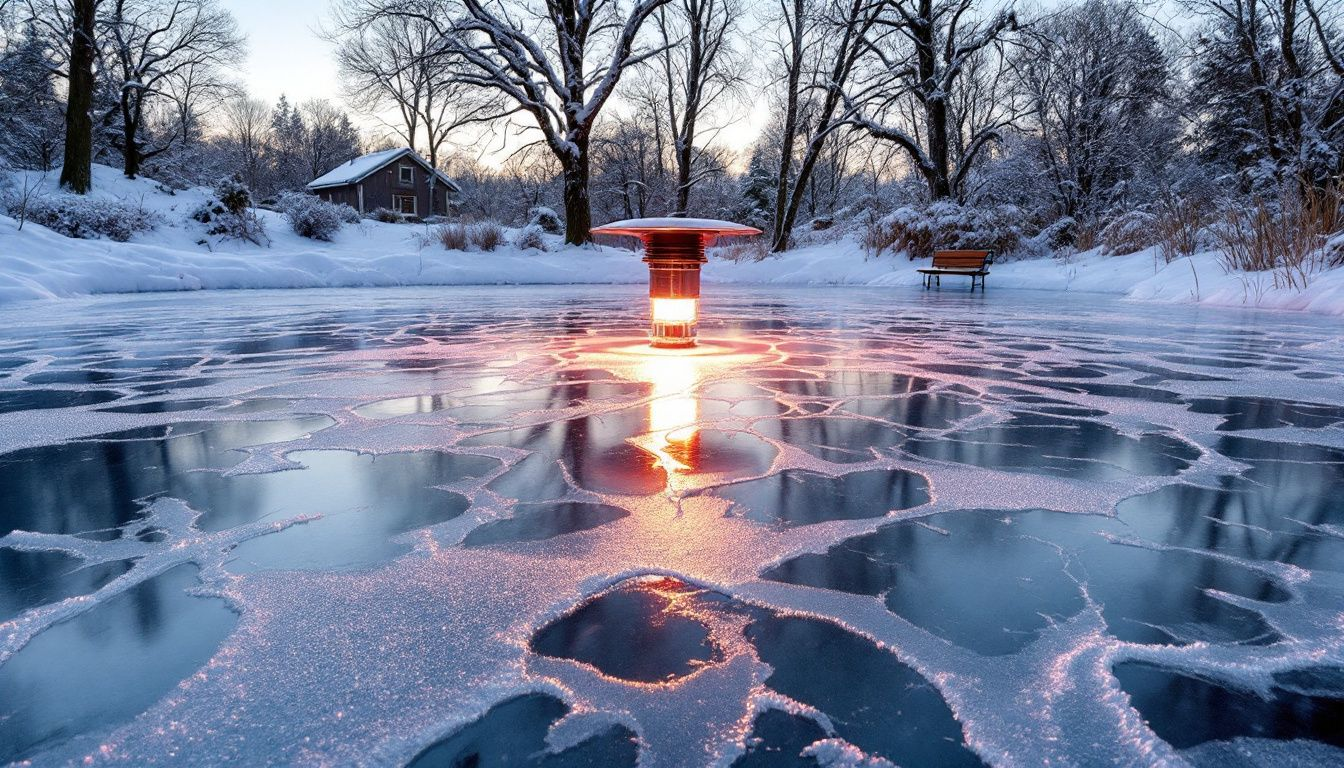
[306,147,459,193]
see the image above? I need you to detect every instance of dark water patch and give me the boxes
[839,392,982,429]
[0,550,127,622]
[97,398,228,414]
[765,509,1283,650]
[746,615,984,767]
[716,469,929,526]
[132,376,219,394]
[0,389,122,414]
[96,356,202,371]
[1156,354,1257,369]
[1187,396,1344,431]
[756,416,907,464]
[354,393,458,418]
[1025,364,1110,379]
[1037,381,1184,403]
[462,412,666,496]
[24,369,125,385]
[405,693,639,768]
[0,417,328,537]
[903,414,1201,481]
[531,578,721,683]
[462,502,629,547]
[731,709,827,768]
[1294,371,1336,380]
[180,450,497,570]
[0,564,236,764]
[1115,662,1344,751]
[1116,481,1344,573]
[913,363,1024,382]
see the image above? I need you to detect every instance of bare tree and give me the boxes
[56,0,97,191]
[219,95,268,190]
[849,0,1019,202]
[1009,0,1168,223]
[767,0,880,250]
[645,0,747,215]
[99,0,243,178]
[352,0,674,244]
[327,1,492,169]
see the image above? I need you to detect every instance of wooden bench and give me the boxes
[918,250,993,291]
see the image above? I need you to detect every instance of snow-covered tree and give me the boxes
[0,20,65,170]
[352,0,675,244]
[98,0,243,178]
[1010,0,1170,224]
[298,98,362,181]
[848,0,1019,203]
[327,0,493,170]
[1186,0,1344,192]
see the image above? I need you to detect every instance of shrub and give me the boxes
[863,202,1023,260]
[1099,210,1158,255]
[275,192,354,241]
[470,221,504,251]
[214,175,252,214]
[528,205,563,234]
[436,223,469,250]
[11,195,157,241]
[513,224,548,251]
[1035,216,1077,252]
[368,207,403,223]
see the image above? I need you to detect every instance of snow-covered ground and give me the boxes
[4,164,1344,316]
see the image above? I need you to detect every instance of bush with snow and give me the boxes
[527,206,562,234]
[7,194,157,242]
[470,222,504,251]
[863,202,1024,260]
[513,224,548,251]
[436,223,469,250]
[190,176,269,245]
[1100,210,1158,255]
[368,207,403,223]
[276,192,357,241]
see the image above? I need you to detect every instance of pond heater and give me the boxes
[591,218,761,348]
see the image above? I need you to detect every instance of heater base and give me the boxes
[650,339,697,349]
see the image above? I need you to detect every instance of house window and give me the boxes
[392,194,417,216]
[398,165,414,184]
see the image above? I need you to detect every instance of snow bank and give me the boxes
[3,165,1344,316]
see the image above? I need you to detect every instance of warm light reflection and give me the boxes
[640,353,702,472]
[651,298,698,324]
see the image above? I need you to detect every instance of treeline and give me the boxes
[1,0,1341,256]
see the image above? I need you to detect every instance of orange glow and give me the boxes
[650,297,697,324]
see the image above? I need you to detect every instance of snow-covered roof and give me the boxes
[306,148,459,192]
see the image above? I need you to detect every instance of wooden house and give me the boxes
[306,148,459,218]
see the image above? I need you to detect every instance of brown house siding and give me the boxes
[313,157,451,217]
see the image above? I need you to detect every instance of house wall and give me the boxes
[312,156,456,217]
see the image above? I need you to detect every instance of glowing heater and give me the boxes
[591,218,762,348]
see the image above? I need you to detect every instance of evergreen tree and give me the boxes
[0,22,65,170]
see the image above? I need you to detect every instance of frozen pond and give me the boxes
[1,285,1342,766]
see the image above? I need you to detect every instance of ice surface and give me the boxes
[0,285,1342,766]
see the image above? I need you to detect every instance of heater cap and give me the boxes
[591,218,762,238]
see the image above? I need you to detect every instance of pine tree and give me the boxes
[0,22,65,171]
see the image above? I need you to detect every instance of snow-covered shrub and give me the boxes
[862,202,1025,260]
[436,223,468,250]
[470,222,504,251]
[368,207,402,223]
[276,192,354,241]
[12,194,157,241]
[214,175,252,214]
[1100,211,1158,255]
[513,224,548,251]
[528,206,562,234]
[1034,217,1077,252]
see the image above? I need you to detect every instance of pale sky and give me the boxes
[227,0,342,105]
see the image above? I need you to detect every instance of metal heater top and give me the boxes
[591,218,762,238]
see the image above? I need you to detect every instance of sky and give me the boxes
[222,0,768,164]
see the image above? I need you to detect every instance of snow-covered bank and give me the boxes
[711,237,1344,317]
[3,165,1343,316]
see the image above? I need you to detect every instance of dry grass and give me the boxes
[436,223,469,251]
[711,236,771,262]
[1155,196,1209,263]
[470,222,504,251]
[1215,184,1342,290]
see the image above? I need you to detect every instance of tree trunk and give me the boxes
[59,0,96,194]
[925,98,953,199]
[122,108,141,179]
[562,150,592,245]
